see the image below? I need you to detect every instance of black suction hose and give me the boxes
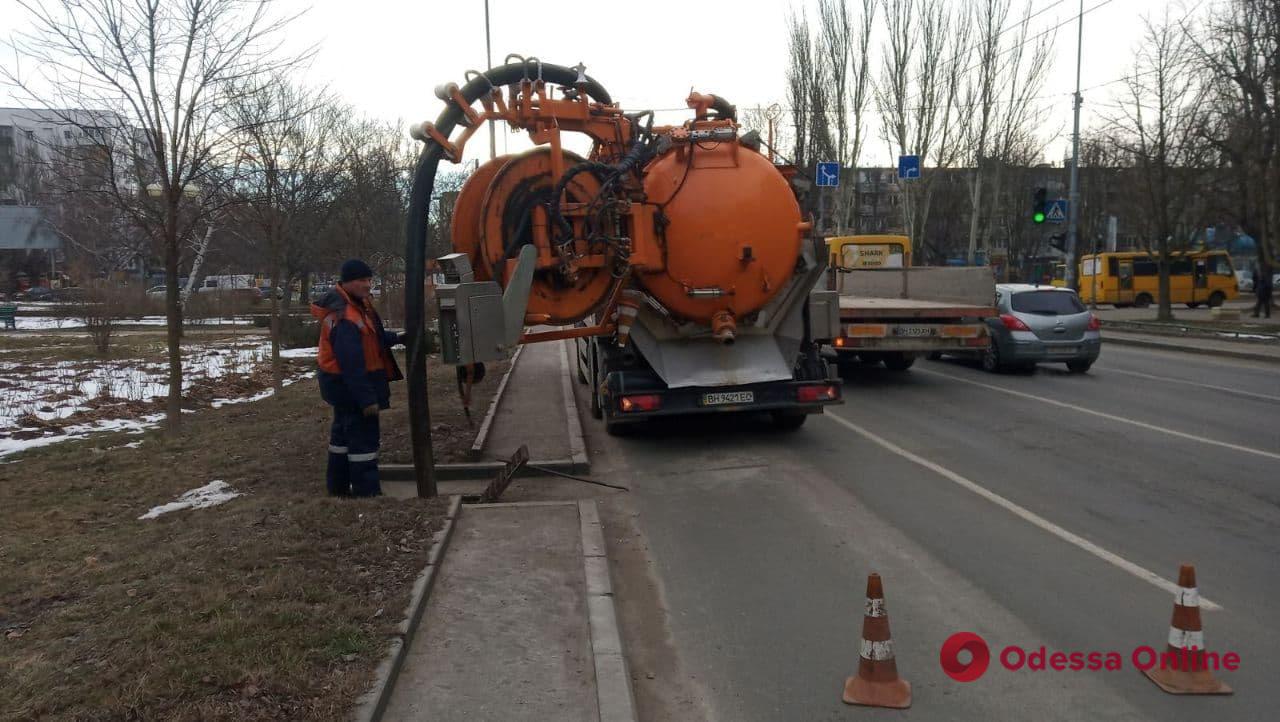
[403,62,612,494]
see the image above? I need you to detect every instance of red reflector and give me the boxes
[619,394,662,413]
[797,384,839,403]
[1087,313,1101,331]
[999,313,1031,331]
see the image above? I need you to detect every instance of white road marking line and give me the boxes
[823,412,1224,611]
[1098,366,1280,403]
[917,367,1280,462]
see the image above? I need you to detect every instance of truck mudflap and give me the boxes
[601,373,842,425]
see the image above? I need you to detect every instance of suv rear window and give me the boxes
[1011,290,1085,315]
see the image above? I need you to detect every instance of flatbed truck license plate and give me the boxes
[703,391,754,406]
[893,325,935,337]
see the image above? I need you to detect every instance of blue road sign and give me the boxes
[816,162,840,187]
[898,155,920,180]
[1046,199,1068,224]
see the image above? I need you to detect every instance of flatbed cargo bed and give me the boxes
[837,296,995,318]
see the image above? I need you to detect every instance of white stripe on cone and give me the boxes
[1175,586,1200,608]
[864,598,886,618]
[860,639,895,661]
[1169,628,1205,650]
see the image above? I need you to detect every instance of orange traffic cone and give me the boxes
[843,573,912,709]
[1142,564,1232,695]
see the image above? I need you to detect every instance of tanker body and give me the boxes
[415,61,841,435]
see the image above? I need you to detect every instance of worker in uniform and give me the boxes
[311,259,404,496]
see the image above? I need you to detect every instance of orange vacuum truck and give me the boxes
[403,59,842,437]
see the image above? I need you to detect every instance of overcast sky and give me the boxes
[2,0,1191,167]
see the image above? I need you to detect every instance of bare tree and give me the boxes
[785,8,835,179]
[817,0,875,232]
[960,0,1055,264]
[1187,0,1280,269]
[5,0,307,433]
[876,0,973,254]
[228,77,345,390]
[1106,14,1213,320]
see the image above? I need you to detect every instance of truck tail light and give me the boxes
[1087,314,1101,331]
[797,384,840,403]
[619,394,662,413]
[999,314,1031,332]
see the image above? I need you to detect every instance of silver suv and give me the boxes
[979,284,1101,373]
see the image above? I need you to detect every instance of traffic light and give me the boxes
[1032,187,1048,224]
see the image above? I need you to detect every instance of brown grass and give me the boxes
[0,349,507,720]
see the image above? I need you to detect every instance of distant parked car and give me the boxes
[942,284,1101,374]
[258,285,284,301]
[1235,270,1254,293]
[16,286,53,302]
[50,287,86,303]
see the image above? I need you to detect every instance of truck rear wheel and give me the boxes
[883,353,915,371]
[771,410,808,431]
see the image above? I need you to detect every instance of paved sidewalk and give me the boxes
[1104,330,1280,363]
[381,503,596,722]
[482,339,574,462]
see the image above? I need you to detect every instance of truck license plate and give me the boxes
[893,326,935,337]
[703,391,754,406]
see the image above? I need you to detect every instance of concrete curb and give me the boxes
[469,346,524,460]
[1104,319,1280,343]
[352,495,463,722]
[579,500,638,722]
[559,340,590,470]
[380,457,589,481]
[1106,334,1280,365]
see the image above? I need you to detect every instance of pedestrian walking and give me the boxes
[1252,260,1272,319]
[311,259,404,496]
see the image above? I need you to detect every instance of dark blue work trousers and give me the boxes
[327,405,381,497]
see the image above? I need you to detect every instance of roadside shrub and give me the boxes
[64,283,150,354]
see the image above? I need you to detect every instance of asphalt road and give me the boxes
[582,344,1279,721]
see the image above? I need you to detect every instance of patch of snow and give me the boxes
[211,387,275,408]
[138,480,241,520]
[0,414,163,459]
[13,315,255,331]
[279,346,318,358]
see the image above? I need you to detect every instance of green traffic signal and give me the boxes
[1033,211,1046,224]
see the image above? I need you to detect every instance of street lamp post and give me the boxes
[1065,0,1084,290]
[485,0,495,161]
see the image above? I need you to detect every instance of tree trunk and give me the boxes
[1157,237,1174,321]
[270,258,283,392]
[164,207,183,434]
[967,170,984,265]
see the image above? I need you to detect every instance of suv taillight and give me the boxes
[1087,314,1101,331]
[999,314,1031,331]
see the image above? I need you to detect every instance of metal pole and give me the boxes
[1090,237,1098,310]
[1065,0,1084,290]
[818,183,826,240]
[485,0,495,161]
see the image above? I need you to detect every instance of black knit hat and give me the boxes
[340,258,374,282]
